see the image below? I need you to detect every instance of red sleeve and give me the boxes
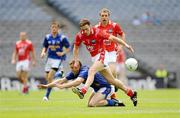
[115,23,124,37]
[74,33,82,47]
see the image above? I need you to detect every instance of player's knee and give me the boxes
[107,79,115,85]
[88,104,93,107]
[108,81,113,85]
[88,101,96,107]
[88,104,95,107]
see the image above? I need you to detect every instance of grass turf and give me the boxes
[0,89,180,118]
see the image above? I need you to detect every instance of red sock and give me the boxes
[22,84,28,93]
[81,86,87,94]
[127,88,134,97]
[22,86,26,93]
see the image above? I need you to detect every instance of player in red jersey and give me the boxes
[96,8,128,97]
[72,19,138,106]
[11,32,36,94]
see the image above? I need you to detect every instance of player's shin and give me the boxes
[44,70,55,99]
[113,79,134,97]
[100,68,135,97]
[45,87,52,98]
[21,72,29,94]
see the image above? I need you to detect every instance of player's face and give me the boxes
[20,32,27,40]
[80,24,91,36]
[69,63,80,74]
[51,24,59,34]
[100,12,109,24]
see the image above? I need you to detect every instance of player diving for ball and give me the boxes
[38,60,125,107]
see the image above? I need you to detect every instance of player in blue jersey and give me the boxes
[38,60,125,107]
[40,20,70,101]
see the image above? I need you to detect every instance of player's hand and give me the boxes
[37,84,48,89]
[126,45,134,53]
[11,59,16,64]
[40,52,46,58]
[56,52,65,56]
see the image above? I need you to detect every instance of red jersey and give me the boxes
[15,40,34,61]
[95,20,124,52]
[74,27,110,57]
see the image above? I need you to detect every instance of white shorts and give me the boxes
[16,59,30,72]
[91,51,109,66]
[106,51,117,63]
[45,58,62,72]
[95,85,115,99]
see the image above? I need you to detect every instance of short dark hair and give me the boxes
[79,18,90,27]
[69,60,82,67]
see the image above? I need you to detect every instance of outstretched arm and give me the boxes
[108,35,134,53]
[38,77,68,89]
[57,77,84,89]
[116,33,125,53]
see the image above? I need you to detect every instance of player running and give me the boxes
[95,8,128,95]
[40,20,70,101]
[73,18,137,106]
[11,32,36,94]
[38,60,125,107]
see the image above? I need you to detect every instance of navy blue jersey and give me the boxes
[66,66,111,91]
[43,33,70,59]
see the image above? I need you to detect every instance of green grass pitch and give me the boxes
[0,89,180,118]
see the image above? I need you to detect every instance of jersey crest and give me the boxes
[91,39,96,44]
